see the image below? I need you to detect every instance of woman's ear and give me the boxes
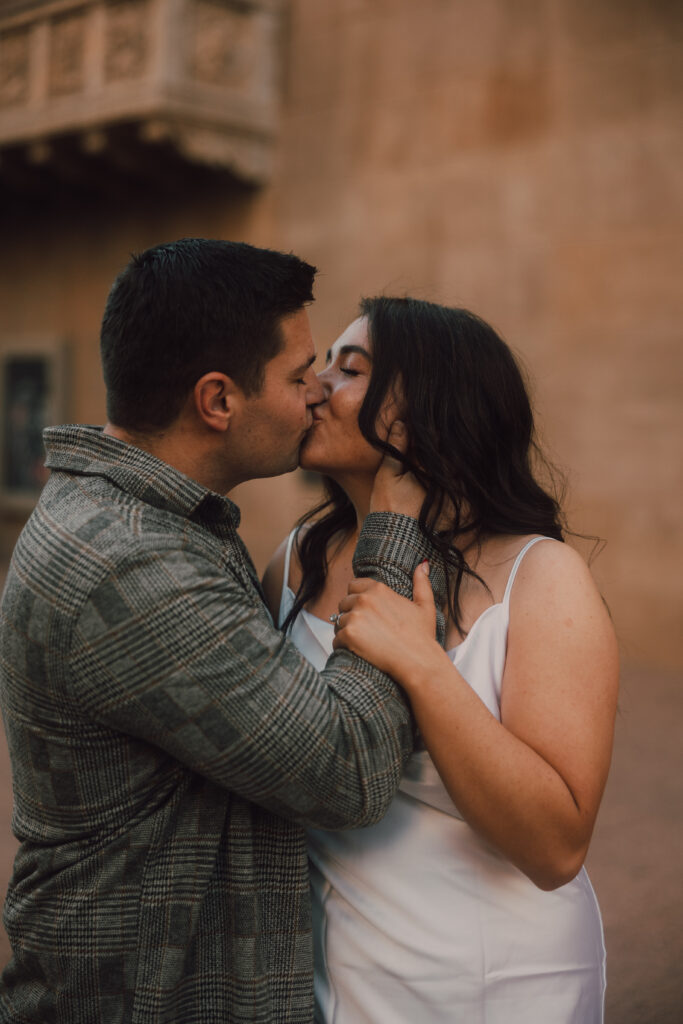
[377,378,407,438]
[193,372,241,432]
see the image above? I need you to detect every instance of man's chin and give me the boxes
[257,451,302,479]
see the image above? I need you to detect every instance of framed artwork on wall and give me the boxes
[0,337,67,512]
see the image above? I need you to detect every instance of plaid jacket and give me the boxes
[0,426,443,1024]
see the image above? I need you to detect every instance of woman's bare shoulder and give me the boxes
[516,536,594,582]
[261,529,304,620]
[261,537,289,621]
[262,526,311,613]
[511,536,613,634]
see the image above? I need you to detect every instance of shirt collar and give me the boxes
[43,424,241,527]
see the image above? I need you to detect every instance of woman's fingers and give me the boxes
[346,577,377,595]
[332,587,379,638]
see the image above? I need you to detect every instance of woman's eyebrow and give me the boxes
[325,344,372,362]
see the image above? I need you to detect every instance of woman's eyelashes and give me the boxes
[323,358,361,377]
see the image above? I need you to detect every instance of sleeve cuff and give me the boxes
[354,512,448,645]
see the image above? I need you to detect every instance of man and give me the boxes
[0,239,442,1023]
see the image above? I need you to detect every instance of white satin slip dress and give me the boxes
[278,534,606,1024]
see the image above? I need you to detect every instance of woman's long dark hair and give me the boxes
[283,296,568,634]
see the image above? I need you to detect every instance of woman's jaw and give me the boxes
[297,313,400,519]
[299,403,384,473]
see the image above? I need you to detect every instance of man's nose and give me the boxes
[314,363,333,393]
[306,368,325,405]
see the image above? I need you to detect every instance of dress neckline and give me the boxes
[301,605,335,628]
[285,586,335,629]
[286,536,551,654]
[446,601,501,655]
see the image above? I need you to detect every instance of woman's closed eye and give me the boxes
[339,353,370,376]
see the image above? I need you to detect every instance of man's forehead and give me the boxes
[275,309,316,365]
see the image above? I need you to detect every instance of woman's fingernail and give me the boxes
[420,559,430,575]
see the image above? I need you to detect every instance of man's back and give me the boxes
[0,428,315,1023]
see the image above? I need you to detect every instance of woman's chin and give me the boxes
[299,455,329,475]
[298,442,329,475]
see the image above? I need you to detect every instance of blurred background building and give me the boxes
[0,0,681,1019]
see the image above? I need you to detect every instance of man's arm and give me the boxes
[352,512,448,645]
[69,514,440,830]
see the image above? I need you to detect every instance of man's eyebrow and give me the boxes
[325,344,372,363]
[293,354,317,374]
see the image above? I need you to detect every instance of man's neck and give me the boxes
[103,422,234,495]
[103,422,177,465]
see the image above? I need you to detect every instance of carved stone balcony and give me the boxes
[0,0,285,192]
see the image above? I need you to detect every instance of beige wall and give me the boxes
[1,0,681,667]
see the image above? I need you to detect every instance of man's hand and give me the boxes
[369,421,426,519]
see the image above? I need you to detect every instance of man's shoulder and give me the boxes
[8,472,235,619]
[36,470,182,556]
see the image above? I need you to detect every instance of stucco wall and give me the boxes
[1,0,681,667]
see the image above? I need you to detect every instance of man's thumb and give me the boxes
[413,560,435,607]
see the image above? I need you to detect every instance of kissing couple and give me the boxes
[0,238,617,1023]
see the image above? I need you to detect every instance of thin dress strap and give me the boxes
[501,536,552,608]
[278,528,298,628]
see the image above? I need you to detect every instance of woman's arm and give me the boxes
[334,543,619,890]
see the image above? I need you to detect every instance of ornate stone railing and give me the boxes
[0,0,285,185]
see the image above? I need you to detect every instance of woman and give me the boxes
[263,297,619,1023]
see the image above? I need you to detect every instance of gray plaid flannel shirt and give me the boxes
[0,426,445,1024]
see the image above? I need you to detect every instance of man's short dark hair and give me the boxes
[100,238,317,431]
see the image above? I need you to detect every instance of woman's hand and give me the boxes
[369,421,426,520]
[332,561,443,682]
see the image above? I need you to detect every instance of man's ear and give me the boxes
[193,372,242,432]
